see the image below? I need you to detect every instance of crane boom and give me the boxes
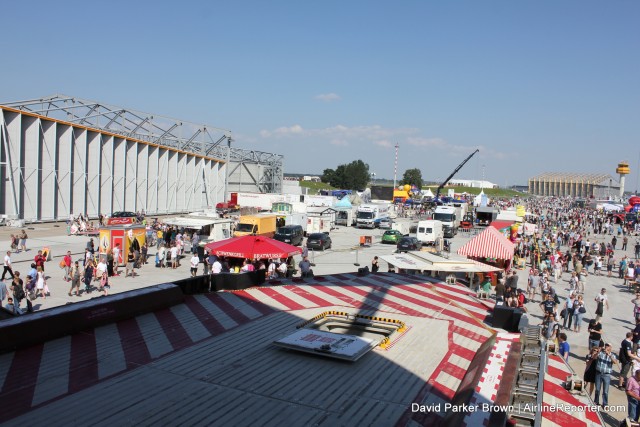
[435,149,480,200]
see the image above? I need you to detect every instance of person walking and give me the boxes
[623,236,629,251]
[100,271,110,296]
[68,261,81,296]
[190,253,200,277]
[627,370,640,422]
[170,245,178,269]
[112,244,121,275]
[619,332,639,389]
[83,260,94,294]
[2,251,14,281]
[299,256,312,278]
[35,265,46,299]
[18,229,28,253]
[594,343,619,408]
[573,295,587,332]
[594,288,609,322]
[0,279,8,303]
[125,251,136,278]
[562,292,576,330]
[63,251,72,281]
[584,347,600,397]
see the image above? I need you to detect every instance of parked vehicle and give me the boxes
[356,203,390,228]
[335,207,357,226]
[381,229,404,244]
[475,207,499,226]
[416,220,444,245]
[433,206,458,238]
[379,218,392,229]
[111,211,137,218]
[233,213,277,237]
[307,233,332,251]
[391,221,411,235]
[274,225,304,246]
[397,236,422,252]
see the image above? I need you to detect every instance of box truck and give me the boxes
[356,203,390,228]
[233,213,277,237]
[476,207,499,226]
[416,220,444,245]
[433,206,458,237]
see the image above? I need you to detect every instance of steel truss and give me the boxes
[0,95,283,221]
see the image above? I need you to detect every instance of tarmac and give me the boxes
[1,219,639,426]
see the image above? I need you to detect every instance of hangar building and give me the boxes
[528,172,620,198]
[0,95,283,221]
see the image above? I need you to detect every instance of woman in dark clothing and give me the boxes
[584,346,599,397]
[83,260,94,293]
[107,249,115,276]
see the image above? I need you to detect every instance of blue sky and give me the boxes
[2,1,639,190]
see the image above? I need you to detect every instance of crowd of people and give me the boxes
[511,196,640,417]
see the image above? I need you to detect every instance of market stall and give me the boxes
[99,225,146,266]
[457,225,515,274]
[202,235,303,289]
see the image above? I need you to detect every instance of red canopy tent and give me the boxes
[204,235,302,260]
[457,226,515,262]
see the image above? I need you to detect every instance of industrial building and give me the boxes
[527,172,620,198]
[0,95,283,221]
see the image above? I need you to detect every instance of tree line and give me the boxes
[321,160,423,190]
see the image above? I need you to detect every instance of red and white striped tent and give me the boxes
[457,225,515,261]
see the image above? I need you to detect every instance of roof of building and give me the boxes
[1,273,500,426]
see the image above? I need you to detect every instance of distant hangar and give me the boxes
[528,172,620,198]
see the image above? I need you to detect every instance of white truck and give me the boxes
[416,220,444,245]
[335,207,357,226]
[162,216,235,245]
[356,203,390,229]
[237,192,284,211]
[275,212,308,228]
[391,221,411,235]
[433,205,458,238]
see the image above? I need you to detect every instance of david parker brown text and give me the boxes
[412,403,606,413]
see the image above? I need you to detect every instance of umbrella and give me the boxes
[204,235,302,260]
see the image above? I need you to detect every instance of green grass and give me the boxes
[299,181,336,193]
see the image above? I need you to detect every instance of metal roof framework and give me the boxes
[1,94,284,193]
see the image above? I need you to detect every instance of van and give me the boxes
[274,225,304,246]
[233,214,277,237]
[417,220,444,245]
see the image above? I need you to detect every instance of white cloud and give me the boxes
[375,140,393,148]
[315,93,341,102]
[257,123,509,159]
[259,124,418,143]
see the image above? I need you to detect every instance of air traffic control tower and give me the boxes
[616,161,630,198]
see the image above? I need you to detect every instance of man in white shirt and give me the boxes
[2,251,14,280]
[277,260,288,277]
[170,245,179,269]
[211,259,222,274]
[96,258,108,278]
[112,244,121,275]
[190,254,200,277]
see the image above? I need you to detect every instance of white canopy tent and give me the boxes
[379,251,501,274]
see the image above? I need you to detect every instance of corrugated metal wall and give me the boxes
[0,108,227,220]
